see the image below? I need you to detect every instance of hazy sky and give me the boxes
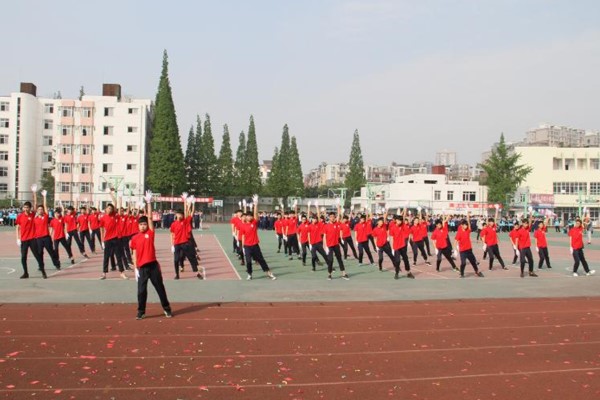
[2,1,600,171]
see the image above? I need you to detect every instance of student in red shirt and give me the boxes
[508,221,521,265]
[130,191,172,320]
[50,207,75,265]
[365,214,377,253]
[454,212,484,278]
[16,186,45,279]
[340,215,358,260]
[170,194,204,280]
[117,207,133,268]
[284,208,301,261]
[323,210,349,281]
[298,214,311,266]
[569,218,595,277]
[78,206,94,255]
[372,212,398,274]
[64,205,88,258]
[389,211,414,279]
[409,211,431,267]
[273,213,285,253]
[515,216,537,278]
[354,214,374,265]
[100,189,128,280]
[241,194,276,280]
[480,207,507,271]
[431,214,458,272]
[33,189,61,272]
[307,203,327,272]
[231,209,245,265]
[533,218,552,269]
[89,206,101,253]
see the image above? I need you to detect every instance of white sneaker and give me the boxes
[587,270,596,276]
[267,272,277,280]
[573,272,579,277]
[246,274,252,280]
[120,273,128,280]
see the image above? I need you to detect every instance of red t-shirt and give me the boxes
[410,224,426,242]
[298,222,310,244]
[186,216,193,235]
[431,225,449,250]
[77,214,89,232]
[533,226,547,248]
[230,217,243,240]
[509,228,520,244]
[481,225,498,246]
[116,215,128,238]
[323,222,341,247]
[241,220,259,246]
[130,229,157,267]
[308,222,324,245]
[100,213,119,241]
[33,213,50,238]
[89,212,100,230]
[286,217,298,235]
[455,227,472,251]
[340,221,352,239]
[274,219,284,235]
[16,212,36,241]
[372,224,389,247]
[50,216,66,240]
[568,226,584,250]
[354,222,369,243]
[365,219,374,235]
[517,227,531,249]
[128,215,139,236]
[390,223,409,250]
[64,213,77,232]
[170,219,189,245]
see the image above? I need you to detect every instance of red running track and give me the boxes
[1,298,600,399]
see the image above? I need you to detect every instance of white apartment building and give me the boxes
[524,124,600,147]
[259,160,272,185]
[0,83,151,205]
[351,174,490,215]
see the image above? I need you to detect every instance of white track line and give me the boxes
[212,234,241,280]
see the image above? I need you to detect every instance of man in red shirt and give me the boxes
[89,206,101,254]
[390,212,414,279]
[307,204,327,272]
[116,207,133,268]
[409,214,431,267]
[284,209,301,261]
[431,215,458,272]
[32,189,61,272]
[340,215,358,260]
[515,216,537,278]
[64,206,88,258]
[16,187,45,279]
[231,209,245,265]
[170,194,203,280]
[508,221,521,265]
[273,213,285,253]
[354,214,374,265]
[454,212,484,278]
[130,191,172,320]
[298,214,311,266]
[569,218,595,277]
[78,206,94,255]
[100,189,128,280]
[323,211,349,280]
[533,218,552,269]
[372,213,398,275]
[50,207,75,265]
[480,211,507,271]
[241,194,276,280]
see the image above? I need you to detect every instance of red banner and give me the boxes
[448,203,501,209]
[154,197,213,203]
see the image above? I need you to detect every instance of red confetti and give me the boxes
[6,385,15,389]
[80,355,96,360]
[54,389,62,394]
[7,351,20,357]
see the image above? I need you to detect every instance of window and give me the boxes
[591,159,599,170]
[0,167,7,177]
[0,151,7,161]
[126,163,137,171]
[127,126,138,133]
[0,119,9,128]
[128,108,138,114]
[125,183,137,190]
[43,136,53,146]
[0,134,7,144]
[61,107,73,117]
[0,183,7,192]
[44,104,54,114]
[80,182,92,193]
[59,182,71,193]
[447,191,454,201]
[103,126,113,136]
[553,182,587,195]
[42,152,52,163]
[61,145,72,155]
[462,191,476,201]
[434,190,441,201]
[0,102,8,112]
[81,126,91,136]
[104,107,114,117]
[102,163,112,173]
[42,168,53,176]
[591,183,600,196]
[553,158,563,170]
[81,108,92,118]
[577,159,587,170]
[126,145,137,152]
[102,145,113,155]
[101,182,109,191]
[61,126,72,136]
[81,164,91,174]
[60,163,72,174]
[43,120,53,130]
[81,145,91,155]
[564,158,574,171]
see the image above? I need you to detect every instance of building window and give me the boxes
[0,119,9,128]
[577,159,587,170]
[128,108,138,114]
[62,107,73,117]
[126,145,137,152]
[591,159,599,170]
[102,163,112,173]
[80,182,92,193]
[0,102,8,112]
[590,183,600,196]
[564,158,574,171]
[81,108,92,118]
[42,152,52,163]
[0,135,7,144]
[43,136,53,146]
[81,145,92,155]
[60,163,72,174]
[44,120,53,130]
[103,126,113,136]
[44,104,54,114]
[81,127,91,136]
[0,183,7,192]
[553,158,562,170]
[125,183,137,190]
[553,182,587,195]
[462,191,476,201]
[127,126,138,133]
[126,163,137,171]
[59,182,71,193]
[81,164,91,174]
[102,145,113,155]
[61,126,72,136]
[0,167,7,177]
[447,191,454,201]
[61,145,72,155]
[104,107,114,117]
[0,151,7,161]
[434,190,441,201]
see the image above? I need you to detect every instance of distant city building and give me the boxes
[259,160,272,185]
[435,150,457,166]
[525,124,600,148]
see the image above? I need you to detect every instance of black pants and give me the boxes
[102,238,125,273]
[287,235,300,256]
[512,248,519,264]
[244,245,269,275]
[90,229,101,252]
[326,244,345,274]
[277,234,284,251]
[358,240,374,264]
[20,239,44,274]
[233,236,239,253]
[378,242,397,271]
[538,247,551,269]
[519,247,534,273]
[487,244,505,269]
[236,237,245,263]
[393,247,411,273]
[436,247,457,271]
[36,236,60,269]
[311,242,328,270]
[342,236,358,259]
[80,230,94,253]
[54,237,73,259]
[121,236,132,265]
[412,240,428,263]
[423,236,432,256]
[137,261,171,313]
[459,249,479,275]
[301,241,310,264]
[368,235,377,252]
[573,249,589,273]
[68,229,85,254]
[174,243,199,276]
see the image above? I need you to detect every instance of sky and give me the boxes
[2,0,600,172]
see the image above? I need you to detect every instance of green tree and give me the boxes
[184,125,199,192]
[288,136,304,197]
[345,129,366,200]
[193,115,204,194]
[217,124,235,196]
[268,124,291,198]
[243,115,261,194]
[265,146,279,197]
[147,50,186,194]
[199,114,218,195]
[40,171,55,206]
[479,133,533,204]
[233,130,246,196]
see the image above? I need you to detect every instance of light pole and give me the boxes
[170,184,174,210]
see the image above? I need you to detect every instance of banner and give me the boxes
[154,196,213,203]
[448,203,500,209]
[530,194,554,207]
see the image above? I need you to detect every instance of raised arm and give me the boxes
[145,191,154,231]
[253,194,259,221]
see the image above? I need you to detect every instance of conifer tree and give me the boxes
[345,129,366,197]
[217,124,235,196]
[243,115,261,194]
[200,114,218,195]
[234,131,246,196]
[288,136,304,197]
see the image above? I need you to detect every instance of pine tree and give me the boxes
[269,124,291,198]
[234,131,246,196]
[184,125,197,191]
[479,133,532,204]
[345,129,366,197]
[288,136,304,197]
[243,115,261,194]
[193,115,204,195]
[266,146,279,197]
[147,50,186,194]
[217,124,235,196]
[200,114,218,195]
